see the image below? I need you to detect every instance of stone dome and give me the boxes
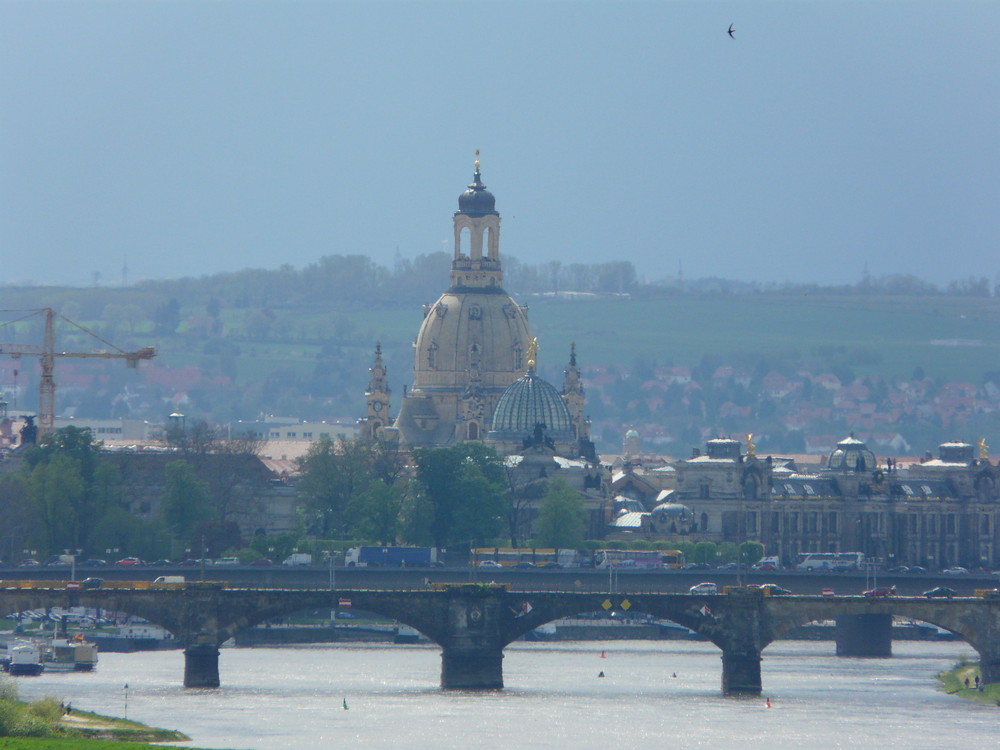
[410,290,531,392]
[490,370,574,441]
[457,166,498,218]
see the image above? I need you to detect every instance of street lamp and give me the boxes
[65,548,83,580]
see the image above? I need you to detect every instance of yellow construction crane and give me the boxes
[0,307,155,437]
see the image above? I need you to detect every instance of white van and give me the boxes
[153,576,185,584]
[215,557,240,566]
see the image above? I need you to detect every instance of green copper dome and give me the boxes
[490,370,574,441]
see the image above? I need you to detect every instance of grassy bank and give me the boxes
[937,660,1000,705]
[0,739,197,750]
[0,675,199,748]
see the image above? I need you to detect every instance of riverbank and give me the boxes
[937,661,1000,705]
[0,675,192,747]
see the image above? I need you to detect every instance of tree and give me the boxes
[297,436,383,538]
[533,478,586,549]
[23,427,106,554]
[692,541,718,564]
[28,453,86,553]
[738,541,765,567]
[162,460,213,543]
[413,443,509,548]
[351,480,403,544]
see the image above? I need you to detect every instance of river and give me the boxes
[12,640,997,749]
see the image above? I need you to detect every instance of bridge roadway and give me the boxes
[1,581,997,695]
[2,564,997,596]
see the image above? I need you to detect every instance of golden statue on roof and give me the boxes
[979,437,989,460]
[526,337,538,369]
[475,148,480,170]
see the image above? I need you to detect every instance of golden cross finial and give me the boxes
[474,149,480,170]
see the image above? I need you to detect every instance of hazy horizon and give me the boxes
[2,1,997,288]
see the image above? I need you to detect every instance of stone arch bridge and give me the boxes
[1,584,996,694]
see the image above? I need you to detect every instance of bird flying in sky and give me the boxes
[728,24,735,39]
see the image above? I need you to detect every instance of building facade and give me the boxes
[664,435,999,569]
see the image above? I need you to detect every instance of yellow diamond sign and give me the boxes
[620,599,632,610]
[602,599,613,610]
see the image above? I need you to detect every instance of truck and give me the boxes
[281,553,313,567]
[345,546,439,568]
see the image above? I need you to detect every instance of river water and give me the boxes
[12,640,998,750]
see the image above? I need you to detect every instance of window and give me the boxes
[790,512,799,533]
[303,432,312,439]
[828,512,838,533]
[945,514,956,534]
[982,515,991,535]
[699,482,710,499]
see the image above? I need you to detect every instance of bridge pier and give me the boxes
[978,647,1000,685]
[183,644,221,688]
[835,614,892,657]
[720,648,762,694]
[441,647,504,689]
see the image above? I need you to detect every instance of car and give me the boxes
[538,562,563,569]
[82,577,103,590]
[689,582,718,595]
[942,566,969,575]
[149,559,173,567]
[82,558,108,567]
[682,562,712,570]
[115,557,145,567]
[250,557,274,567]
[716,562,740,571]
[821,588,836,597]
[478,560,502,568]
[886,565,909,574]
[754,561,777,572]
[17,559,41,567]
[908,566,927,575]
[215,557,240,566]
[923,586,957,598]
[863,585,896,598]
[44,556,70,567]
[514,561,535,569]
[758,583,792,596]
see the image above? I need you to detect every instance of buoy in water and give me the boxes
[598,671,605,678]
[343,698,349,710]
[600,650,606,658]
[765,697,771,708]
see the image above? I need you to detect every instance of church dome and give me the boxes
[827,435,877,472]
[490,370,574,441]
[457,166,498,218]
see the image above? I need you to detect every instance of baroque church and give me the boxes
[360,157,593,461]
[359,158,608,538]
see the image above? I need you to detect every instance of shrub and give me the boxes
[28,696,65,722]
[0,676,17,702]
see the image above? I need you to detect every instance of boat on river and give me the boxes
[41,636,98,671]
[6,642,44,676]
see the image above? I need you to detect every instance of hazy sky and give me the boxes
[2,1,997,288]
